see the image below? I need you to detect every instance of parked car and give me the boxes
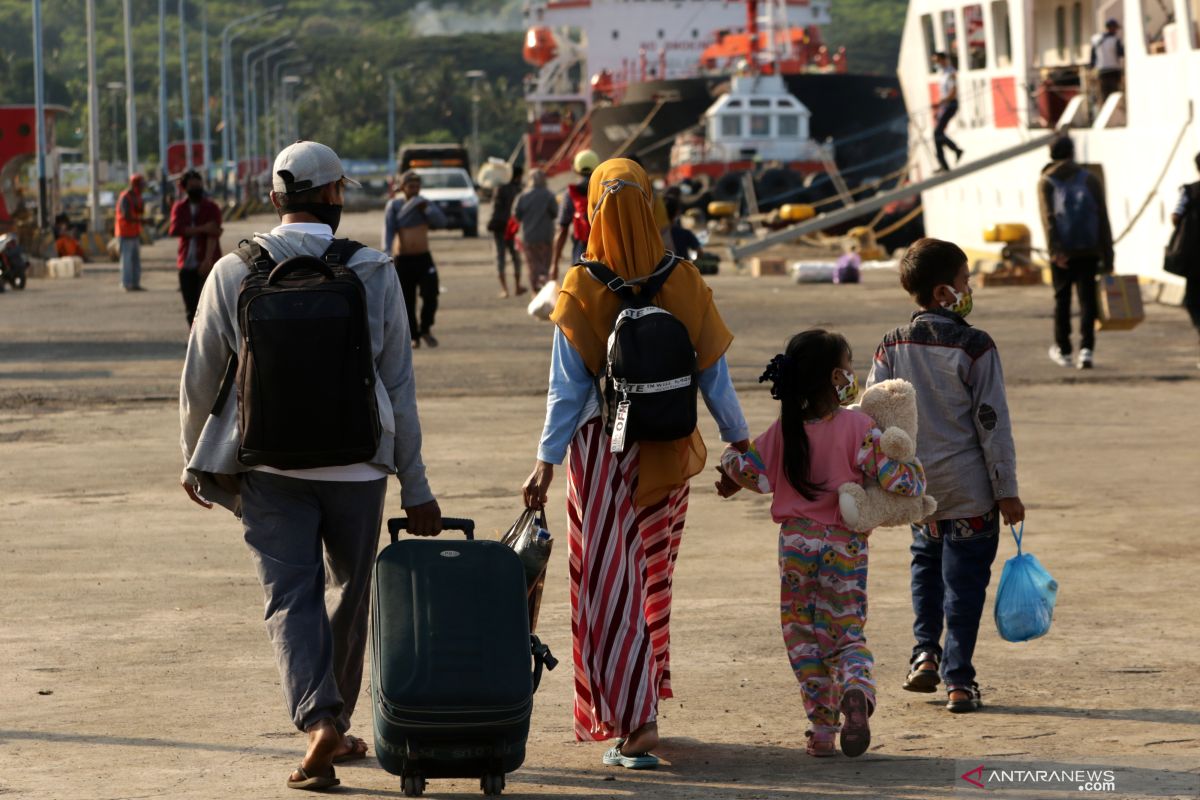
[414,167,480,237]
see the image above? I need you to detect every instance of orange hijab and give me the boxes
[551,158,733,507]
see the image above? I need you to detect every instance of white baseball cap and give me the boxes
[271,140,361,194]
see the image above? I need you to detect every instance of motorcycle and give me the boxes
[0,233,28,291]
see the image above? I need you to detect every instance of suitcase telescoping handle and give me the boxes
[387,517,475,543]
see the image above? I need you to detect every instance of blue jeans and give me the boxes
[910,507,1000,687]
[119,236,141,289]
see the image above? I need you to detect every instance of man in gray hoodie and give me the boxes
[179,141,441,791]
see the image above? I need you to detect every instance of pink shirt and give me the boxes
[732,409,875,526]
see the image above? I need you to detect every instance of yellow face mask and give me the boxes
[837,369,860,406]
[942,285,974,318]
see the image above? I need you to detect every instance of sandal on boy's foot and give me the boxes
[805,730,837,758]
[903,651,941,693]
[946,683,982,713]
[839,688,872,758]
[286,765,339,791]
[602,739,660,770]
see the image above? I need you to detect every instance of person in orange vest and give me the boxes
[116,174,146,291]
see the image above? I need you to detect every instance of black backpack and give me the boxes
[1165,182,1200,279]
[582,254,698,453]
[212,238,381,470]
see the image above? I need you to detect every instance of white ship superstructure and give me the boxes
[523,0,830,94]
[897,0,1200,281]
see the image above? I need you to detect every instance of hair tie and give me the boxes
[759,353,791,400]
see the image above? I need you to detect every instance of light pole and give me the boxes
[179,0,193,170]
[122,0,139,173]
[250,41,293,176]
[387,74,396,176]
[32,0,49,228]
[158,0,169,208]
[259,44,296,164]
[107,82,125,174]
[200,2,211,182]
[85,0,102,230]
[281,74,302,145]
[220,7,280,199]
[241,34,290,200]
[465,69,486,175]
[271,59,304,154]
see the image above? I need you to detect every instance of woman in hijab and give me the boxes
[523,159,749,768]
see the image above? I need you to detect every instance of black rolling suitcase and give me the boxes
[371,517,557,797]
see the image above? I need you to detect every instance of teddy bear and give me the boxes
[837,378,937,532]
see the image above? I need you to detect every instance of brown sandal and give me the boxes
[903,651,941,693]
[286,765,339,791]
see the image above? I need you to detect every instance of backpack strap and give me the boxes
[235,238,276,274]
[322,238,367,267]
[580,252,680,305]
[210,353,237,417]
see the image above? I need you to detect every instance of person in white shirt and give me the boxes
[1089,18,1125,102]
[931,51,964,173]
[180,141,442,791]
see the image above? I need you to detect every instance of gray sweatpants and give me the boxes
[240,471,387,734]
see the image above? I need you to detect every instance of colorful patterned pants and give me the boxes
[779,518,875,733]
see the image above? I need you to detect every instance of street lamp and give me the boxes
[122,0,139,172]
[281,74,302,145]
[239,33,290,201]
[271,59,304,153]
[221,6,281,198]
[252,42,296,174]
[107,82,125,172]
[86,0,102,230]
[179,0,193,170]
[32,0,49,228]
[465,69,486,175]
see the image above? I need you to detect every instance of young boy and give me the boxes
[867,237,1026,713]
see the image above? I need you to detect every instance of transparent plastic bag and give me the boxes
[994,522,1058,642]
[500,507,554,632]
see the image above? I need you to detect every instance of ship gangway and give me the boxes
[729,127,1066,262]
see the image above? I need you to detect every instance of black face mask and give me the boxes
[186,187,204,202]
[289,202,343,234]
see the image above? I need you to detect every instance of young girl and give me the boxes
[716,330,927,758]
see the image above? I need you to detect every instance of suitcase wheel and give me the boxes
[480,772,505,796]
[402,774,426,797]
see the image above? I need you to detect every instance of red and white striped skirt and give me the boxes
[566,417,690,742]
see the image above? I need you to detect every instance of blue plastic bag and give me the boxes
[994,523,1058,642]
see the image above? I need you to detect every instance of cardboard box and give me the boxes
[1096,274,1144,331]
[751,257,788,277]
